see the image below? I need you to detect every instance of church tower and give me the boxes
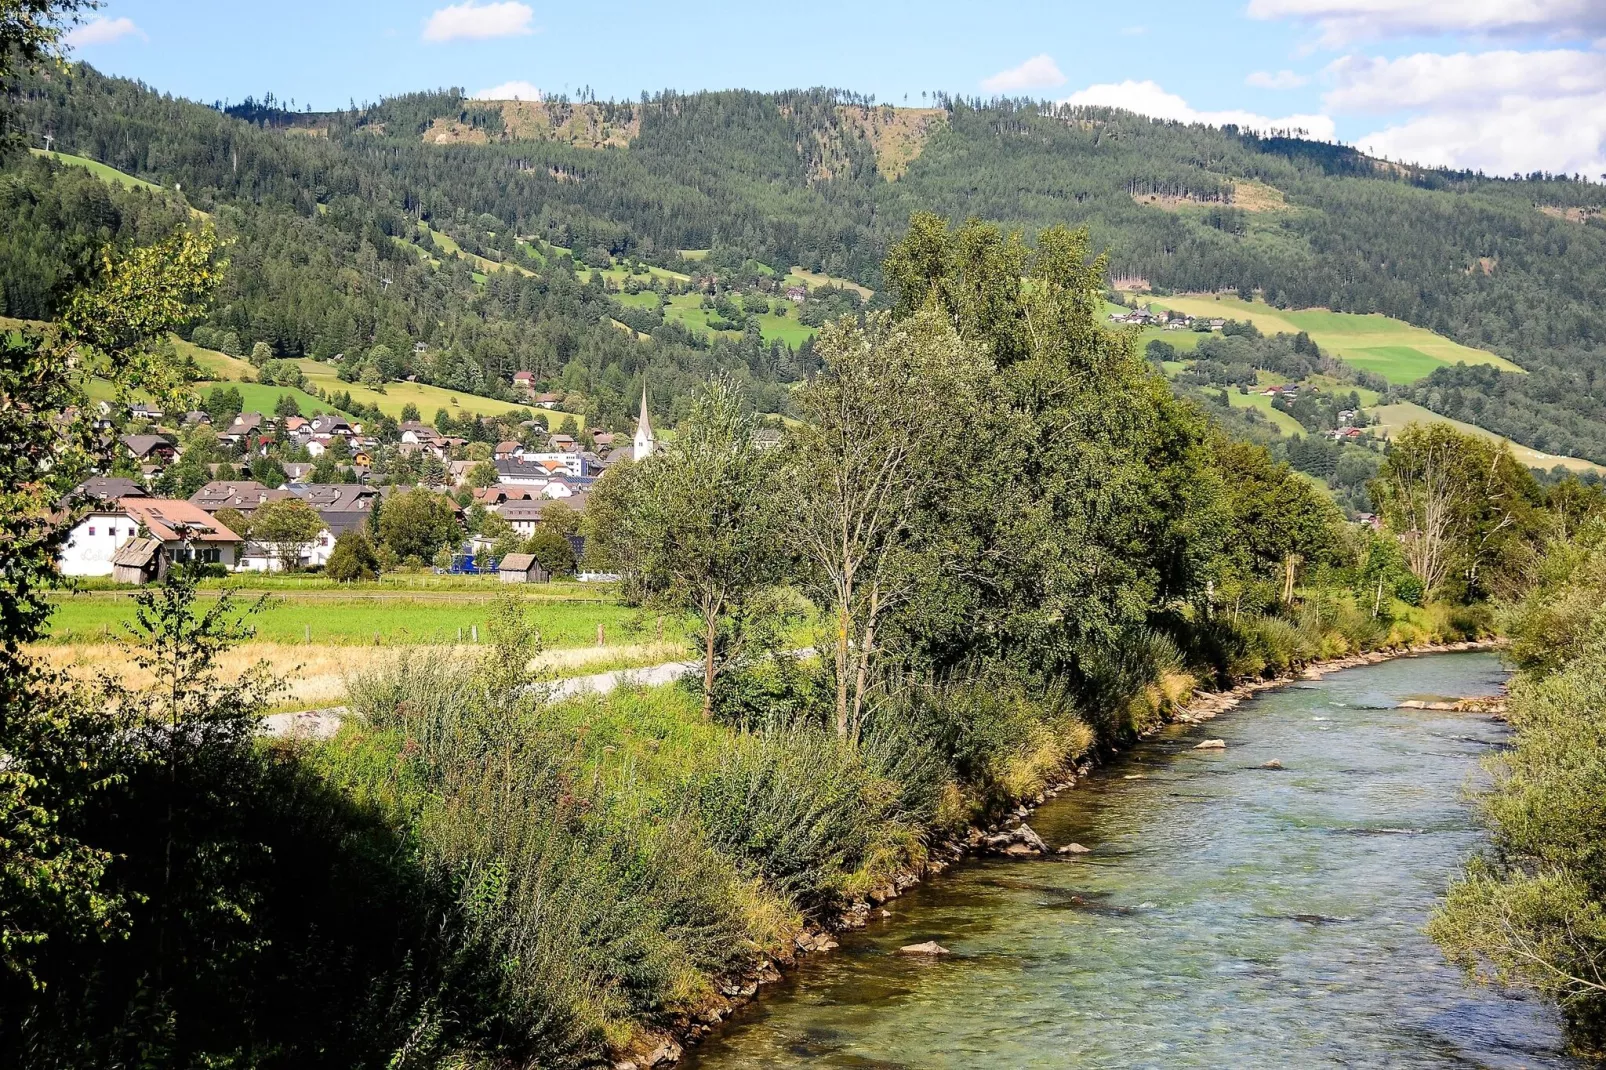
[633,381,655,461]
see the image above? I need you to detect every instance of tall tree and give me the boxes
[609,377,785,719]
[789,309,980,738]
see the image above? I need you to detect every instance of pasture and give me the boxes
[1143,295,1521,384]
[1371,402,1606,474]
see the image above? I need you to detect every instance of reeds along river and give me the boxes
[683,653,1582,1070]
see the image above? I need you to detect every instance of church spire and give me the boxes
[633,379,655,461]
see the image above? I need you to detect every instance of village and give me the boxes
[57,385,670,586]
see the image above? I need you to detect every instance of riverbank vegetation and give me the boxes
[1430,509,1606,1060]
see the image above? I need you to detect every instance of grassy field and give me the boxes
[1144,294,1521,384]
[193,380,350,418]
[1226,389,1307,436]
[784,266,873,300]
[419,222,533,277]
[1372,401,1606,474]
[621,290,819,348]
[188,353,585,425]
[32,148,165,195]
[43,585,676,648]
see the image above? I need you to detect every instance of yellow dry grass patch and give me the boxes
[1131,176,1287,214]
[1538,205,1601,224]
[836,105,946,180]
[34,640,685,712]
[425,101,639,149]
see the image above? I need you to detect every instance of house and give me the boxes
[121,498,243,568]
[282,462,316,483]
[310,414,353,438]
[283,416,308,433]
[497,553,550,584]
[533,392,563,406]
[73,476,146,503]
[183,410,212,426]
[495,459,558,488]
[785,286,807,303]
[752,428,784,451]
[128,401,164,421]
[547,433,577,453]
[121,434,177,464]
[494,440,523,460]
[498,500,550,537]
[190,481,294,515]
[223,412,265,442]
[59,498,242,579]
[512,371,537,394]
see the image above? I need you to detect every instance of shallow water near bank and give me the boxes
[684,652,1580,1070]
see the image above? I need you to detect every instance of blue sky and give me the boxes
[64,1,1606,177]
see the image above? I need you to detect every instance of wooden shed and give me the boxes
[111,537,165,585]
[497,552,550,584]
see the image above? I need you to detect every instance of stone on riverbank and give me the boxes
[984,823,1048,856]
[898,941,950,955]
[1057,842,1092,855]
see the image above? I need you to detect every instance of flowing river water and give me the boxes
[684,652,1581,1070]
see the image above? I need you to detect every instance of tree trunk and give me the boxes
[703,612,716,722]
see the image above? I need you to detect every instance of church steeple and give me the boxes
[633,380,655,461]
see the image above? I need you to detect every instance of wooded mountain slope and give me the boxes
[6,67,1606,457]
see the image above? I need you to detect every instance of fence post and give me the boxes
[472,624,478,644]
[597,623,605,647]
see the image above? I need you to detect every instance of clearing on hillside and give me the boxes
[1372,402,1605,475]
[423,100,639,149]
[1143,295,1521,384]
[836,105,947,180]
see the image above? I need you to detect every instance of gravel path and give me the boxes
[260,658,698,740]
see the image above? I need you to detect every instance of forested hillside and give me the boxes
[6,65,1606,456]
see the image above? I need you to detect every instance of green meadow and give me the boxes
[1144,294,1522,384]
[44,586,665,648]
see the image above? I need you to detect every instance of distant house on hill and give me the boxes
[512,371,537,394]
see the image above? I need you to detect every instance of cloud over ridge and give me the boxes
[423,1,535,43]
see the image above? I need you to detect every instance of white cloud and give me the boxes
[1062,79,1337,139]
[1357,96,1606,176]
[1325,50,1606,111]
[1324,50,1606,175]
[422,1,534,43]
[64,16,145,47]
[1246,0,1606,46]
[471,80,543,101]
[981,55,1067,93]
[1246,69,1309,89]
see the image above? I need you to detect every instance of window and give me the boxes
[88,526,96,536]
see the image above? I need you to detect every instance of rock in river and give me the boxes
[984,822,1049,856]
[898,940,951,955]
[1057,842,1092,855]
[1194,739,1227,750]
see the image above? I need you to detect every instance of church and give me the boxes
[633,383,656,461]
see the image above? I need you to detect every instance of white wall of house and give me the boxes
[58,511,140,577]
[236,528,334,572]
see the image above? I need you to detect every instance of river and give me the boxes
[684,652,1581,1070]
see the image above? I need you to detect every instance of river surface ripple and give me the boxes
[684,652,1581,1070]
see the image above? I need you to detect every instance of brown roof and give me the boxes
[190,481,293,513]
[119,498,241,543]
[498,553,539,572]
